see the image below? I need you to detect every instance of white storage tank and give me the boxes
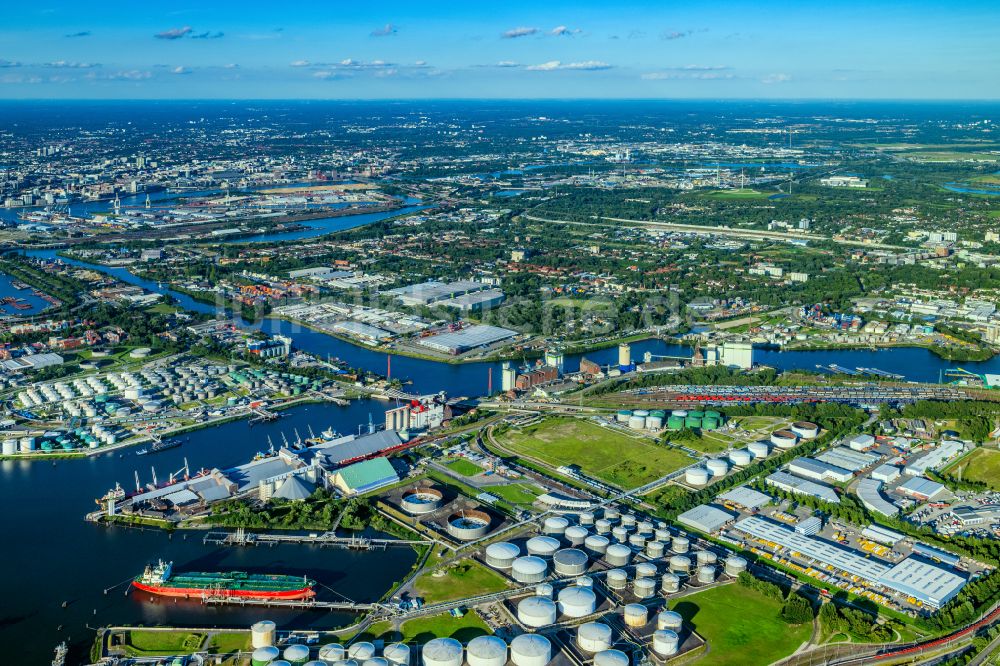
[585,535,610,554]
[553,548,589,576]
[671,536,690,554]
[623,603,648,627]
[604,508,620,523]
[605,543,632,566]
[579,512,596,526]
[565,525,589,546]
[485,542,520,569]
[594,650,629,666]
[1,440,16,456]
[612,526,629,543]
[422,638,463,666]
[669,556,691,574]
[725,556,748,577]
[635,562,658,579]
[697,565,716,584]
[657,610,683,631]
[696,551,718,567]
[620,513,637,528]
[577,622,613,652]
[251,620,277,648]
[466,636,507,666]
[636,520,654,536]
[634,577,656,598]
[748,441,770,458]
[384,644,410,666]
[284,644,311,665]
[645,541,665,559]
[645,415,664,430]
[558,586,597,617]
[628,415,646,430]
[318,644,347,663]
[535,583,554,598]
[576,575,594,587]
[510,634,551,666]
[518,596,558,627]
[627,534,647,549]
[655,527,670,542]
[791,421,820,439]
[542,516,570,535]
[594,519,613,534]
[770,430,799,449]
[526,536,560,558]
[661,573,681,593]
[606,568,628,590]
[706,459,729,478]
[349,644,376,662]
[511,556,548,583]
[685,467,710,486]
[729,449,753,467]
[652,630,680,657]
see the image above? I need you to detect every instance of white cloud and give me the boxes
[370,23,397,37]
[155,26,192,40]
[170,66,190,75]
[550,25,581,36]
[502,26,538,39]
[0,59,22,68]
[495,60,521,68]
[290,60,311,67]
[761,72,791,84]
[44,60,100,69]
[527,60,612,71]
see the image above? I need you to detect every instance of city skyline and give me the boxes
[1,0,998,99]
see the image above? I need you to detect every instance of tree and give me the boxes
[781,594,815,625]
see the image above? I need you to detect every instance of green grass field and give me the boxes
[945,447,1000,490]
[669,584,810,666]
[124,630,205,656]
[497,417,691,488]
[481,482,540,506]
[413,559,510,604]
[363,611,490,643]
[445,457,483,477]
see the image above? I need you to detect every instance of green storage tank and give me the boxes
[688,410,705,419]
[704,410,722,420]
[702,418,719,431]
[685,416,702,429]
[667,416,684,430]
[651,410,667,418]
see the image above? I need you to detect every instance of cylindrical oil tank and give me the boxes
[671,536,690,554]
[384,644,411,666]
[620,513,637,528]
[748,441,770,458]
[604,508,620,523]
[661,573,681,593]
[606,568,628,590]
[526,536,560,558]
[669,556,691,574]
[518,596,558,627]
[636,520,654,536]
[628,415,646,430]
[635,562,658,579]
[252,620,277,648]
[655,527,670,542]
[612,526,629,543]
[511,556,548,583]
[565,525,589,546]
[652,630,680,657]
[725,556,748,577]
[509,634,551,666]
[553,548,589,576]
[466,636,507,666]
[447,510,491,540]
[770,430,799,449]
[605,544,632,566]
[577,622,613,653]
[319,644,347,664]
[706,459,729,477]
[657,610,683,631]
[349,644,377,662]
[791,421,820,439]
[646,415,664,430]
[696,551,718,567]
[697,565,716,584]
[579,512,596,526]
[593,650,629,666]
[623,603,648,627]
[422,638,463,666]
[628,534,647,549]
[646,541,665,558]
[585,534,610,555]
[535,583,554,598]
[542,516,569,535]
[576,575,594,587]
[485,542,521,569]
[558,586,597,617]
[685,467,710,486]
[284,645,311,664]
[1,440,16,456]
[252,646,281,666]
[729,449,753,467]
[595,519,612,534]
[616,410,632,423]
[634,577,656,598]
[401,488,444,514]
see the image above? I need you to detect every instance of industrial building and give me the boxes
[732,517,966,608]
[516,366,558,391]
[332,457,399,496]
[904,441,966,477]
[385,280,490,307]
[417,325,518,354]
[766,471,840,503]
[435,289,506,312]
[384,395,449,432]
[787,457,854,483]
[896,476,948,502]
[331,321,393,342]
[871,464,901,483]
[717,486,772,511]
[815,446,879,472]
[848,434,876,451]
[856,478,900,517]
[677,504,736,533]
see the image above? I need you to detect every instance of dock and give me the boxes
[202,529,435,551]
[199,594,379,612]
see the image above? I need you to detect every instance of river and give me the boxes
[10,233,1000,664]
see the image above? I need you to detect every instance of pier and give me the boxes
[202,529,436,550]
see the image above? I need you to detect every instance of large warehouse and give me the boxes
[788,457,854,483]
[677,504,737,533]
[856,478,900,517]
[732,516,966,609]
[418,324,517,354]
[766,471,840,503]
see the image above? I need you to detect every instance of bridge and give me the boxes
[202,529,436,550]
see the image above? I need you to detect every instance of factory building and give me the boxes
[717,486,772,511]
[332,457,399,496]
[516,366,558,391]
[856,478,900,517]
[815,446,879,472]
[904,441,966,477]
[385,280,490,307]
[721,341,754,369]
[848,434,876,451]
[896,476,947,502]
[787,457,854,484]
[418,325,518,355]
[871,464,902,483]
[678,504,737,533]
[766,471,840,503]
[435,289,506,312]
[384,396,449,432]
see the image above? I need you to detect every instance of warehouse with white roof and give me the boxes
[766,471,840,503]
[677,504,737,533]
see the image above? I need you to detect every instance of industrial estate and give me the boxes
[3,6,1000,666]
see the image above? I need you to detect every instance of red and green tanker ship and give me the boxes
[132,560,316,600]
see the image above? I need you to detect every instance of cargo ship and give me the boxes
[132,560,316,600]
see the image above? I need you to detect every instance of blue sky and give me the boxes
[0,0,998,99]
